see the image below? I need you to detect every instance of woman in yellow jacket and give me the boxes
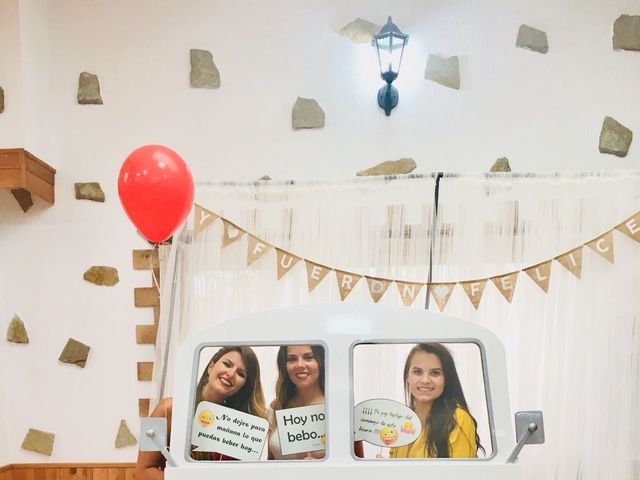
[390,343,483,458]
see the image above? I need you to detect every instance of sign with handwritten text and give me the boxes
[191,401,269,461]
[354,399,421,448]
[276,404,326,456]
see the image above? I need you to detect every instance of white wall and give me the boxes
[0,0,639,463]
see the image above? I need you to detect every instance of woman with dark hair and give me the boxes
[136,346,267,480]
[389,343,483,458]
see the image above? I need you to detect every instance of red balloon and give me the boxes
[118,145,194,243]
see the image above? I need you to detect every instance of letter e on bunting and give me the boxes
[491,272,519,303]
[366,276,391,303]
[335,270,362,301]
[396,281,424,307]
[555,247,583,278]
[524,261,552,293]
[222,219,245,248]
[247,235,272,266]
[460,280,487,310]
[586,230,614,264]
[428,283,455,311]
[276,249,301,280]
[305,261,331,292]
[193,204,219,235]
[616,212,640,243]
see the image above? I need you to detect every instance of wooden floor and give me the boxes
[0,464,136,480]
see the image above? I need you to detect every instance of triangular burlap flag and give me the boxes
[247,235,272,266]
[616,212,640,243]
[396,281,424,307]
[221,219,245,248]
[366,276,392,303]
[428,283,456,311]
[524,261,552,293]
[586,230,614,264]
[193,204,219,235]
[491,271,519,303]
[115,420,137,448]
[555,247,583,278]
[305,261,331,292]
[335,270,362,301]
[460,279,487,310]
[276,249,301,280]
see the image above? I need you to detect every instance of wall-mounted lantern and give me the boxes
[373,16,408,116]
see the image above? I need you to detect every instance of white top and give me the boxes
[268,407,325,460]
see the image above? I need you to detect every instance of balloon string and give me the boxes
[151,252,161,295]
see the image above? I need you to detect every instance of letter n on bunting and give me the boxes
[396,281,424,307]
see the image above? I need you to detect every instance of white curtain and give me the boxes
[154,172,640,479]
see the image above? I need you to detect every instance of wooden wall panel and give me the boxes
[0,464,134,480]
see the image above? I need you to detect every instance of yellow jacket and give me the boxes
[389,407,477,458]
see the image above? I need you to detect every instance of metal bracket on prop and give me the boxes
[139,417,177,467]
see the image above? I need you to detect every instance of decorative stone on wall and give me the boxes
[258,175,272,181]
[75,182,105,202]
[7,314,29,343]
[357,158,417,176]
[516,24,549,53]
[190,49,220,88]
[425,54,460,89]
[490,157,512,172]
[613,15,640,51]
[115,420,137,448]
[59,338,91,368]
[21,428,55,456]
[292,97,325,129]
[599,116,633,157]
[77,72,103,104]
[84,266,119,286]
[0,86,4,113]
[339,18,381,43]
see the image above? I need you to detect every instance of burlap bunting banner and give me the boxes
[461,280,487,310]
[491,271,519,303]
[366,276,392,303]
[335,270,362,301]
[555,247,583,278]
[305,261,332,292]
[429,283,456,311]
[276,249,301,280]
[524,261,552,293]
[247,235,272,266]
[192,204,640,309]
[586,230,614,264]
[616,213,640,243]
[193,204,219,235]
[396,281,424,307]
[222,219,245,248]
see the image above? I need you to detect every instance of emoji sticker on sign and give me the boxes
[379,426,399,445]
[199,410,215,427]
[400,420,415,435]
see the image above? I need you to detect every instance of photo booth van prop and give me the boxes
[147,304,541,480]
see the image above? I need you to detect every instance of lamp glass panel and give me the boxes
[375,33,406,74]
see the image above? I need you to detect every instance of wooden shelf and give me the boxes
[0,148,56,212]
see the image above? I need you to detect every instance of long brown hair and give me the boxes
[195,346,267,419]
[272,345,325,411]
[403,343,483,457]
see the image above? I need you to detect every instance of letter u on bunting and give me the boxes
[491,271,519,303]
[586,230,614,264]
[428,283,456,311]
[460,279,487,310]
[305,261,331,292]
[555,246,583,278]
[396,281,424,307]
[366,276,392,303]
[276,249,301,280]
[616,212,640,243]
[524,261,552,293]
[335,270,362,301]
[193,204,219,235]
[222,219,245,248]
[247,234,272,266]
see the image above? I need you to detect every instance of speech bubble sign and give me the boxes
[191,401,269,461]
[354,398,422,448]
[275,404,326,456]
